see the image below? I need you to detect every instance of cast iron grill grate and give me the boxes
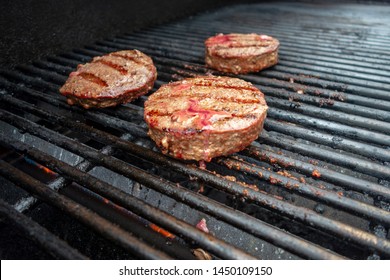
[0,2,389,259]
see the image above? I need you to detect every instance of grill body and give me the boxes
[0,1,389,260]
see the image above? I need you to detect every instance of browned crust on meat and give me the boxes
[144,76,268,162]
[205,33,279,74]
[59,50,157,109]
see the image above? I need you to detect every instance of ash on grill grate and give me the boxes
[1,2,390,260]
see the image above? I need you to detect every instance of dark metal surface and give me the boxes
[0,0,242,69]
[0,2,390,259]
[0,198,87,260]
[0,161,173,260]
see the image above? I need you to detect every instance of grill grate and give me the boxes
[0,2,390,259]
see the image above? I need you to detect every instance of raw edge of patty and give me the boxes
[205,33,279,74]
[144,76,268,162]
[59,49,157,109]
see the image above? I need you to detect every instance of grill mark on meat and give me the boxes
[144,76,268,161]
[94,59,128,74]
[152,94,261,104]
[60,50,156,108]
[146,110,258,120]
[110,53,144,65]
[215,43,273,49]
[76,72,108,87]
[191,83,260,92]
[205,33,279,74]
[164,81,260,93]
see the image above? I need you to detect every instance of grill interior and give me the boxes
[0,1,390,260]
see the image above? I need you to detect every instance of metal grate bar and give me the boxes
[0,160,172,260]
[216,156,390,225]
[0,88,389,257]
[117,33,390,77]
[0,198,88,260]
[0,135,257,260]
[243,145,390,201]
[0,95,343,259]
[99,34,390,92]
[10,48,390,160]
[129,28,390,63]
[1,2,390,260]
[1,39,389,185]
[118,28,390,100]
[77,41,390,139]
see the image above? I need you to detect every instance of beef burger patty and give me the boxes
[60,50,157,109]
[205,33,279,74]
[144,76,268,162]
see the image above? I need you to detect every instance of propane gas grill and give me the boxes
[0,1,390,260]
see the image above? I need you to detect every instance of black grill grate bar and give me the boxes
[150,63,390,143]
[1,63,389,182]
[2,68,389,184]
[0,69,60,94]
[136,22,390,49]
[71,45,390,114]
[260,130,390,181]
[43,46,390,144]
[242,77,390,115]
[95,36,390,102]
[1,73,388,203]
[61,49,390,119]
[68,46,390,117]
[0,160,172,260]
[149,54,390,112]
[266,107,388,147]
[0,95,347,260]
[16,65,66,86]
[3,65,390,189]
[156,16,390,53]
[280,48,390,72]
[205,10,390,44]
[14,133,135,214]
[117,29,390,82]
[1,2,389,260]
[10,53,390,140]
[0,110,334,258]
[1,103,389,228]
[135,22,390,52]
[113,30,390,95]
[243,145,390,201]
[116,42,390,100]
[216,156,390,226]
[0,92,389,258]
[264,118,390,163]
[0,73,147,138]
[129,28,390,63]
[46,56,80,69]
[116,34,390,77]
[152,68,390,161]
[0,198,88,260]
[33,60,74,75]
[0,136,257,260]
[265,97,390,135]
[105,35,390,84]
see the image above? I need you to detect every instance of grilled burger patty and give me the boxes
[60,50,157,109]
[205,33,279,74]
[144,76,268,162]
